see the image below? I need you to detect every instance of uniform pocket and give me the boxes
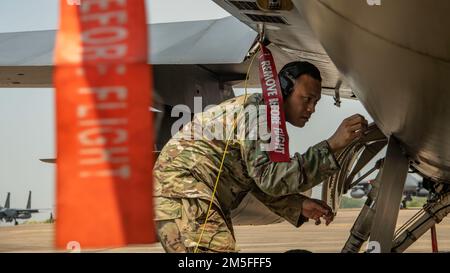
[154,197,182,221]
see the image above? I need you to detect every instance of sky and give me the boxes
[0,0,376,223]
[0,0,230,33]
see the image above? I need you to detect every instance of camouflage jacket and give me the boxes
[154,93,340,227]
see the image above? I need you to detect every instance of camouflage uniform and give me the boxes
[154,93,340,252]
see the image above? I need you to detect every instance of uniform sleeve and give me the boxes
[249,187,310,227]
[241,138,340,197]
[237,94,340,197]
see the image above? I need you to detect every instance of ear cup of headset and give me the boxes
[278,61,322,100]
[279,70,295,99]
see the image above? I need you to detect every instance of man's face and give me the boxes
[284,74,322,128]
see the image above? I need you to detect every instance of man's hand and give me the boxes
[327,114,368,153]
[301,198,334,226]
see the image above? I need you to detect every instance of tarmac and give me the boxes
[0,209,448,253]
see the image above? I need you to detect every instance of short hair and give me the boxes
[278,61,322,99]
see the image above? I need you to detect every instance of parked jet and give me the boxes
[0,191,40,225]
[350,174,429,209]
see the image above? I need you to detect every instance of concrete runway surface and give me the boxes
[0,209,448,253]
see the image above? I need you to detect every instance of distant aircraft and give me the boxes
[350,174,429,209]
[0,191,40,225]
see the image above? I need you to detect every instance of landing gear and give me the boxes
[14,219,18,226]
[341,137,409,253]
[340,136,450,253]
[369,137,409,253]
[323,124,449,253]
[392,188,450,253]
[322,123,387,212]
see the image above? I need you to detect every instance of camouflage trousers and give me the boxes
[155,197,236,253]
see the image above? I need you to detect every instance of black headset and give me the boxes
[278,61,322,99]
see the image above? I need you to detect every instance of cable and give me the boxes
[394,208,426,238]
[392,204,450,252]
[194,47,260,253]
[394,199,435,238]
